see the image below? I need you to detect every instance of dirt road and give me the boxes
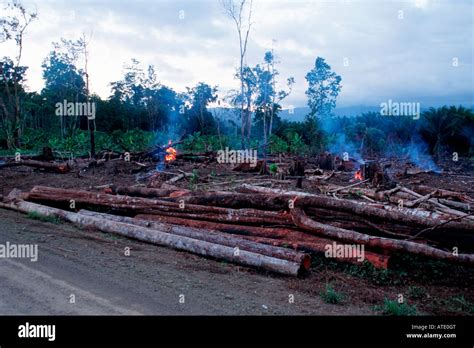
[0,208,373,315]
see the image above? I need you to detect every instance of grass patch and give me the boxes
[26,211,62,224]
[320,283,344,304]
[439,295,474,314]
[345,260,392,285]
[189,169,199,190]
[375,298,418,316]
[408,286,425,300]
[311,252,473,287]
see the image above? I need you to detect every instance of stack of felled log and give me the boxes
[2,179,473,276]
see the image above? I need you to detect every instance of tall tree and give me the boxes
[41,50,86,137]
[305,57,342,120]
[0,0,37,148]
[52,34,95,156]
[185,82,218,135]
[0,58,27,148]
[253,50,294,150]
[222,0,253,149]
[420,106,471,160]
[79,32,95,158]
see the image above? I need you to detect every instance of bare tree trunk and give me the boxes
[79,209,311,268]
[237,184,474,231]
[222,0,253,149]
[0,200,306,276]
[291,208,474,266]
[83,32,95,159]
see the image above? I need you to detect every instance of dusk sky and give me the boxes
[2,0,473,108]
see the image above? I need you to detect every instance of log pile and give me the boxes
[2,150,473,276]
[1,176,471,275]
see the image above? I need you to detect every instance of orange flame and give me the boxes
[354,169,363,181]
[165,146,177,162]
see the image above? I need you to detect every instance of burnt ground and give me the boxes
[0,160,473,315]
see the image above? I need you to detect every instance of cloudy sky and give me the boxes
[2,0,473,108]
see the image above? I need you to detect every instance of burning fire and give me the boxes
[165,141,177,163]
[354,169,363,181]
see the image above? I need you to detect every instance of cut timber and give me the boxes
[161,192,286,211]
[78,210,310,269]
[165,172,192,184]
[238,184,474,232]
[413,185,474,203]
[135,214,309,240]
[26,186,292,226]
[134,214,390,269]
[0,199,305,276]
[400,187,474,221]
[0,160,70,173]
[237,235,390,269]
[290,208,474,266]
[112,186,190,198]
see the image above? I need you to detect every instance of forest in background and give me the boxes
[1,1,473,163]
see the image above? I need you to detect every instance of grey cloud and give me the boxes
[8,0,473,107]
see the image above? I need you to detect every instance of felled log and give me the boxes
[413,185,474,203]
[237,235,390,269]
[135,213,333,243]
[78,210,310,269]
[290,208,474,266]
[306,207,416,238]
[0,199,306,276]
[161,192,285,210]
[238,184,474,232]
[176,151,215,162]
[26,186,293,226]
[134,214,391,269]
[233,159,268,174]
[0,160,70,173]
[133,210,290,226]
[400,187,474,220]
[436,199,472,213]
[335,186,471,214]
[112,186,190,198]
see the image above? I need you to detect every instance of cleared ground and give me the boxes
[0,165,473,315]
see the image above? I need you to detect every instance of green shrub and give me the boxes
[269,135,288,154]
[115,129,154,152]
[287,132,308,154]
[377,298,418,316]
[48,129,89,156]
[320,283,344,304]
[269,163,279,175]
[182,132,224,152]
[189,169,199,190]
[21,128,49,150]
[440,295,474,314]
